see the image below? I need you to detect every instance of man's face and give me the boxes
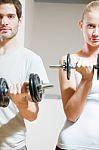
[0,4,21,41]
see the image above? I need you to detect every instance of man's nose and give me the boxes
[1,17,9,25]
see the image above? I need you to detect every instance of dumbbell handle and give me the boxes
[49,64,76,70]
[38,84,54,94]
[42,84,54,89]
[50,64,64,68]
[50,64,99,69]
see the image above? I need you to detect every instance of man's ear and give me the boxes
[18,16,23,26]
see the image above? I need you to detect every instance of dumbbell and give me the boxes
[0,78,9,107]
[50,53,99,80]
[29,73,53,103]
[0,73,53,107]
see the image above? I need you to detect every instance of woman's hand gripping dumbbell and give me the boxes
[50,53,99,80]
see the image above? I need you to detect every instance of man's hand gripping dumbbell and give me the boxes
[0,73,53,107]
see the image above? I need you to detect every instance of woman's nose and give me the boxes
[92,27,99,36]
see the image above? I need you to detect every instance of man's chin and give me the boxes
[0,35,15,41]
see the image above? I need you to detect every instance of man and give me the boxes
[0,0,49,149]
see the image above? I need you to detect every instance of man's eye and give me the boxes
[8,15,15,19]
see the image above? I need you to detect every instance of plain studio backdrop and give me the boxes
[18,0,87,149]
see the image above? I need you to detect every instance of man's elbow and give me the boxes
[26,111,39,122]
[27,102,39,121]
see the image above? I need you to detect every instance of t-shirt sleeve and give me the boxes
[27,54,49,84]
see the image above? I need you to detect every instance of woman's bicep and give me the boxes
[59,57,76,106]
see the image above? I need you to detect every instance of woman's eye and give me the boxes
[88,24,95,28]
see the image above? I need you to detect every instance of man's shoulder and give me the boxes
[22,47,40,59]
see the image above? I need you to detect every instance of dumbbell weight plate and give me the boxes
[97,54,99,80]
[67,53,71,80]
[29,73,42,103]
[0,78,9,107]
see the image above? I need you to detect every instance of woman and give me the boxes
[56,1,99,150]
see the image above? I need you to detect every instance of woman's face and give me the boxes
[79,10,99,48]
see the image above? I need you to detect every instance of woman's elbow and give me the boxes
[66,115,78,123]
[66,111,79,123]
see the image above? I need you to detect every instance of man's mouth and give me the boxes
[0,27,10,32]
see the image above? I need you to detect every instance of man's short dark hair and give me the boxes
[0,0,22,19]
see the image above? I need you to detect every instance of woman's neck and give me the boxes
[81,43,99,57]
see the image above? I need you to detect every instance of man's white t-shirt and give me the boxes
[0,47,49,149]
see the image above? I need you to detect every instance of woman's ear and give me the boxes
[79,20,83,31]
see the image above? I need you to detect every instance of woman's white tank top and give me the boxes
[57,70,99,150]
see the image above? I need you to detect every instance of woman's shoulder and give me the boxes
[60,50,81,60]
[59,50,82,66]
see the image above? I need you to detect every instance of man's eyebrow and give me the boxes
[7,14,16,16]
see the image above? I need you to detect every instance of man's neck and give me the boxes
[0,36,19,55]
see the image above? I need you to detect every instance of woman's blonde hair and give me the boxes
[82,0,99,20]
